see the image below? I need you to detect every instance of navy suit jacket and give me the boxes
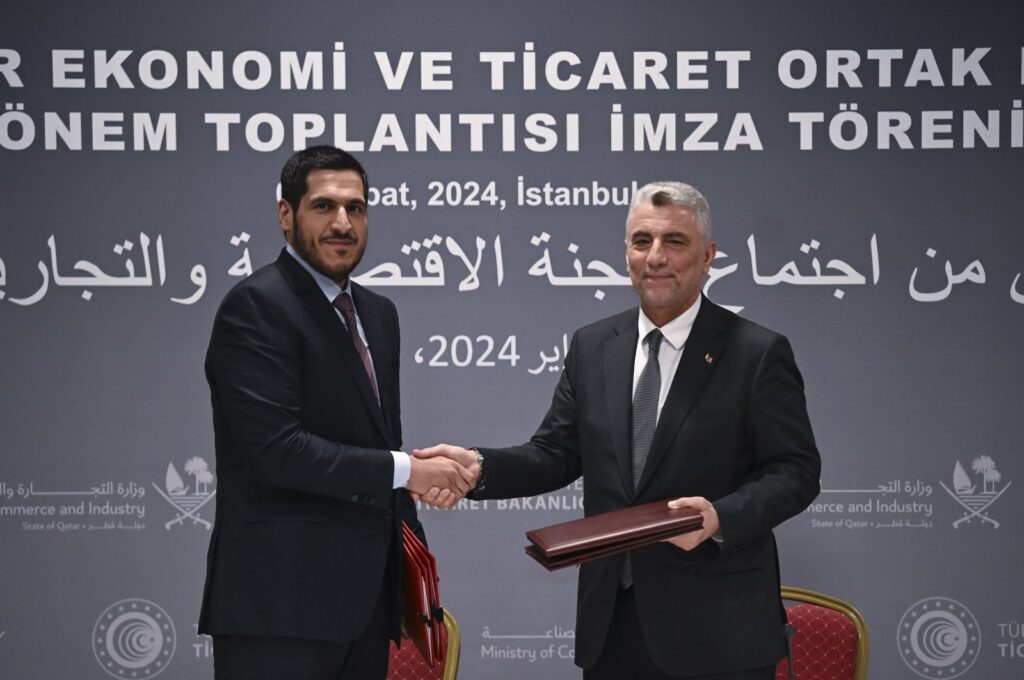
[474,297,821,675]
[198,249,421,643]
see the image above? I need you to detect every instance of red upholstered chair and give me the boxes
[387,609,461,680]
[775,586,869,680]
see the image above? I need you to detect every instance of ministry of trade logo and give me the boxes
[152,457,216,530]
[939,456,1012,528]
[898,597,980,678]
[93,599,176,679]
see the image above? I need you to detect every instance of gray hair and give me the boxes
[626,181,712,243]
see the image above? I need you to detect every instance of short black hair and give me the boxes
[279,146,369,213]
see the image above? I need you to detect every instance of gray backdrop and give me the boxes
[2,1,1022,678]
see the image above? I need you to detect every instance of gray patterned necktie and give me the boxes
[622,328,663,588]
[630,329,663,490]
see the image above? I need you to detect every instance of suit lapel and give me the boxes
[603,312,639,497]
[352,283,398,443]
[274,251,391,443]
[634,297,730,497]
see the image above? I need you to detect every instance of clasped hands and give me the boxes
[406,444,478,509]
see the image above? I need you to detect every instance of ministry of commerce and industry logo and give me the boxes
[939,456,1012,528]
[93,599,176,679]
[152,457,216,530]
[898,597,980,679]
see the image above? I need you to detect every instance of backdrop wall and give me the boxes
[2,2,1022,678]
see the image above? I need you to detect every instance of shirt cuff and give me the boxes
[392,451,411,489]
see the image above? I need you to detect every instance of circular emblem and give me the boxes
[93,599,176,679]
[897,597,980,678]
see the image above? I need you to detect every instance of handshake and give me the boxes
[406,444,479,509]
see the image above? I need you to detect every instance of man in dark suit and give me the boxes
[198,146,476,680]
[417,182,821,679]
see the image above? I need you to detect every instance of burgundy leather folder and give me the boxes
[401,522,442,666]
[524,499,703,571]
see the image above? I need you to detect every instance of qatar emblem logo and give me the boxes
[93,599,176,678]
[152,457,216,530]
[939,456,1011,528]
[897,597,980,678]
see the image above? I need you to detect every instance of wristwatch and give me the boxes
[469,447,486,492]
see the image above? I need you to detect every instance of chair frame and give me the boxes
[780,586,869,680]
[440,609,461,680]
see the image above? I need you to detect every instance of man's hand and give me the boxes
[407,452,476,509]
[663,496,720,551]
[410,444,480,508]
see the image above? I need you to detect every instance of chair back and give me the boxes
[388,609,461,680]
[775,586,868,680]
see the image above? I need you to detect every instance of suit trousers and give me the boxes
[213,580,392,680]
[584,586,776,680]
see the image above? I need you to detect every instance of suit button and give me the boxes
[385,511,393,519]
[351,494,360,502]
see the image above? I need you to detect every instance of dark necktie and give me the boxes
[631,329,663,490]
[333,292,379,399]
[623,328,663,588]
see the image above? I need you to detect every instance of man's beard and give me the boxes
[291,217,365,285]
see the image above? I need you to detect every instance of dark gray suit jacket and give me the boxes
[474,297,820,675]
[198,249,422,643]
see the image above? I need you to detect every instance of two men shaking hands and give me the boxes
[199,145,820,680]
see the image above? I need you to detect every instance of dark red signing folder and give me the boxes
[401,522,442,666]
[524,499,703,571]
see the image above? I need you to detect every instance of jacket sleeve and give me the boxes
[472,331,584,499]
[712,334,821,549]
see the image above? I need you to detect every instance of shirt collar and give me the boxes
[637,295,702,350]
[285,243,350,302]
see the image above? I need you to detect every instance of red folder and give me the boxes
[401,522,443,666]
[524,499,704,571]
